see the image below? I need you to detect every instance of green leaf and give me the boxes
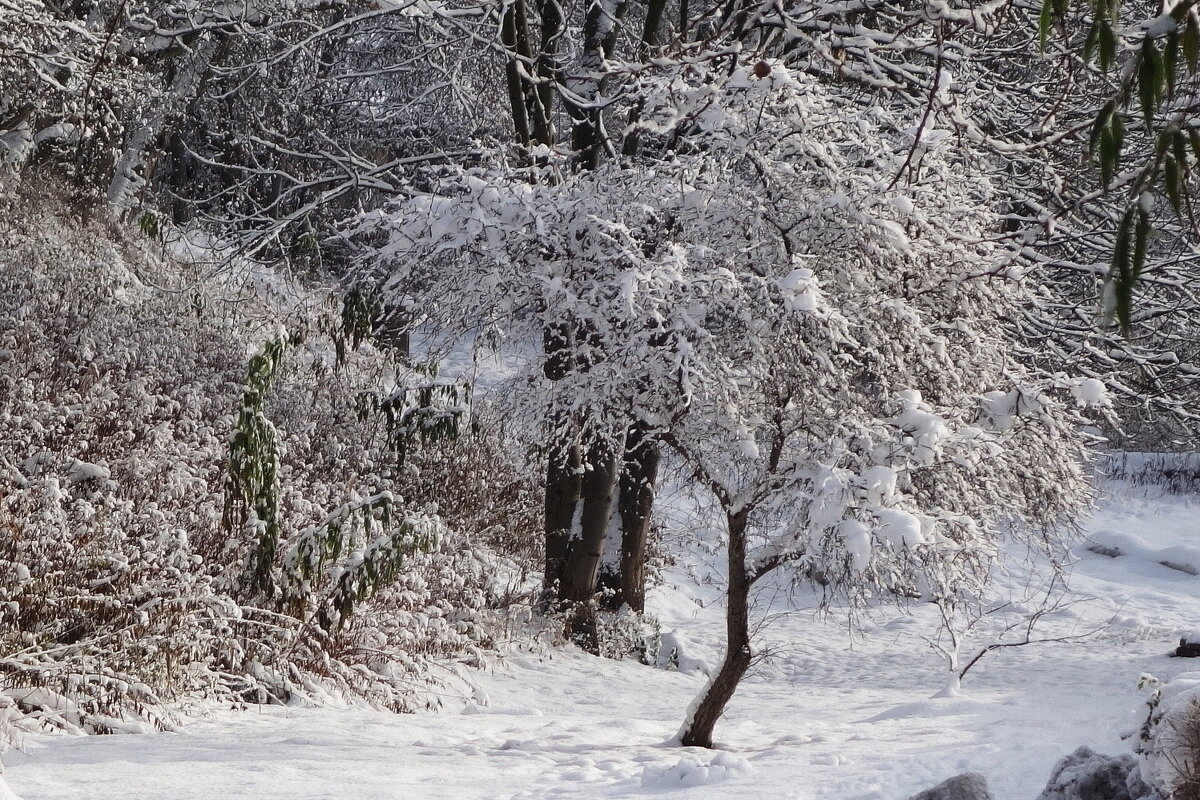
[1099,127,1117,188]
[1089,101,1116,156]
[1140,39,1162,128]
[1186,14,1200,71]
[1100,20,1118,71]
[1134,206,1151,281]
[1188,126,1200,164]
[1085,22,1101,63]
[1174,127,1190,175]
[1166,155,1183,214]
[1040,0,1055,51]
[1108,209,1136,334]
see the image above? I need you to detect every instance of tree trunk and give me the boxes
[559,437,620,649]
[680,509,752,748]
[617,422,658,613]
[543,430,582,603]
[620,0,668,156]
[531,0,563,147]
[501,0,532,145]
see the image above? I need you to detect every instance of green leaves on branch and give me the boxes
[224,333,289,601]
[1044,0,1200,335]
[281,493,441,633]
[332,283,384,365]
[356,380,471,466]
[1080,0,1117,70]
[1104,203,1152,334]
[1040,0,1072,52]
[1089,101,1123,189]
[221,331,444,630]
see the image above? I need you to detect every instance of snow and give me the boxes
[1071,378,1111,409]
[7,478,1200,799]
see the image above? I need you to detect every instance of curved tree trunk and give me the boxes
[680,509,751,748]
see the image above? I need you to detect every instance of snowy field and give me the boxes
[5,479,1199,800]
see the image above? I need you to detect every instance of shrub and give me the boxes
[0,176,542,734]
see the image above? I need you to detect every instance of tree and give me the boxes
[619,61,1094,747]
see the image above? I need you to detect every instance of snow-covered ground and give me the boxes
[5,480,1200,800]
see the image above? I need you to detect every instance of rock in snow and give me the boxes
[1034,746,1158,800]
[1176,635,1200,658]
[907,772,994,800]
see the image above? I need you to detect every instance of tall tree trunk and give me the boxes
[541,320,579,606]
[620,0,668,156]
[559,437,620,649]
[531,0,563,146]
[501,0,533,145]
[617,421,658,612]
[543,429,582,602]
[680,509,752,748]
[566,0,628,168]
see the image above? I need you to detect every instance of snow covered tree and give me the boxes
[630,63,1094,748]
[350,54,1097,742]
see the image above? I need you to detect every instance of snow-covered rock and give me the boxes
[1034,746,1156,800]
[640,752,752,788]
[907,772,993,800]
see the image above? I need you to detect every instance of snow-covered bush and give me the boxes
[0,1,149,181]
[0,177,542,732]
[1136,673,1200,799]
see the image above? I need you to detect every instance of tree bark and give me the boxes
[680,509,752,748]
[617,421,658,612]
[543,430,582,603]
[531,0,563,146]
[559,437,620,649]
[501,0,533,145]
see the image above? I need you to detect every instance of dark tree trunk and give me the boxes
[543,431,582,603]
[531,0,563,146]
[617,422,658,613]
[680,509,752,748]
[560,438,619,601]
[620,0,668,156]
[559,437,620,649]
[501,0,532,145]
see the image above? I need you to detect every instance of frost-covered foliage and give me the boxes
[1136,672,1200,799]
[0,178,541,735]
[1103,451,1200,495]
[349,57,1097,746]
[354,60,1092,601]
[0,1,149,180]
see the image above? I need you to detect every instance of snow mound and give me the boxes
[640,751,753,788]
[1084,529,1200,576]
[868,695,993,722]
